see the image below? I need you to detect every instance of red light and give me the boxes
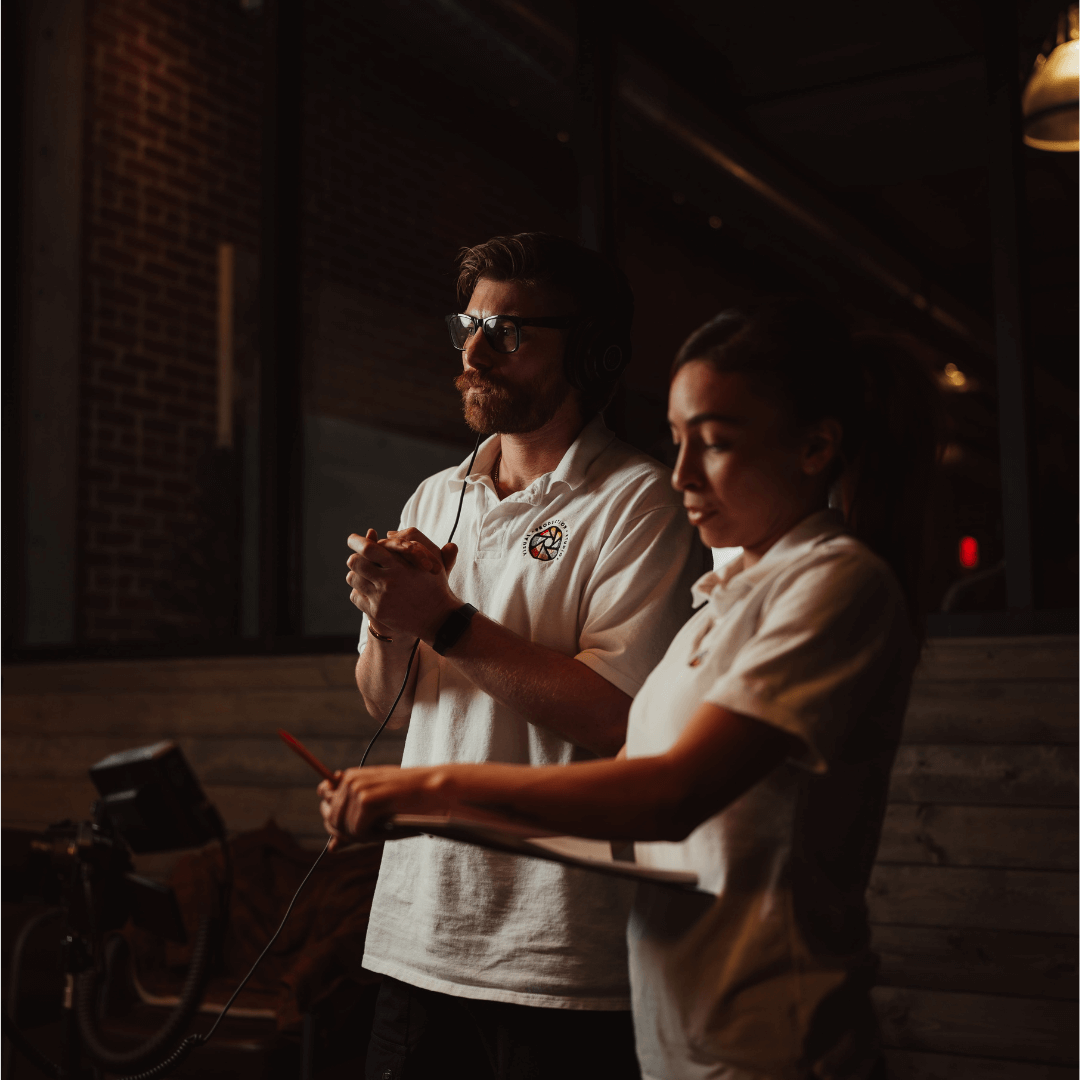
[959,536,979,569]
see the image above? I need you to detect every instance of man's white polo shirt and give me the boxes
[359,415,700,1009]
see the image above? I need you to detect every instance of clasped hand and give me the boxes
[346,527,460,642]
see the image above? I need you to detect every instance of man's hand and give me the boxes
[346,528,461,641]
[318,765,449,850]
[347,527,632,756]
[386,528,459,575]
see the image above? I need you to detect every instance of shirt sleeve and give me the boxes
[704,551,911,772]
[574,501,701,698]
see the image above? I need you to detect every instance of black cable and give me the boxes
[67,434,486,1080]
[76,914,215,1073]
[200,837,330,1047]
[108,839,332,1080]
[5,906,63,1026]
[2,908,64,1078]
[446,433,484,549]
[357,638,421,769]
[358,431,483,769]
[72,828,232,1075]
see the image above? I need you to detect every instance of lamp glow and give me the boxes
[943,363,967,388]
[1022,5,1079,152]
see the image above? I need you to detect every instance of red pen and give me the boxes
[278,729,337,785]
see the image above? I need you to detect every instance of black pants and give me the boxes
[365,975,642,1080]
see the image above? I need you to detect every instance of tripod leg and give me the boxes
[63,973,82,1078]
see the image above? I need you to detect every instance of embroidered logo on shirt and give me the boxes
[524,519,568,562]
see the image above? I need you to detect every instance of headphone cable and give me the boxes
[103,432,486,1079]
[357,430,483,769]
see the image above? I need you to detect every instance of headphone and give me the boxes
[562,315,632,394]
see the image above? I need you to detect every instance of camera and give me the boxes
[7,741,227,1077]
[20,741,224,940]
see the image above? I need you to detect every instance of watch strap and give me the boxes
[433,603,478,656]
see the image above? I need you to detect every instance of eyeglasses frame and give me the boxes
[445,313,583,355]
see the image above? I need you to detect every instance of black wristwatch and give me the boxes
[433,603,478,655]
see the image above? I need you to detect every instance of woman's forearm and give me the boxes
[322,702,795,847]
[441,757,690,842]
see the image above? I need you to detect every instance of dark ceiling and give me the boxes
[353,0,1076,606]
[400,0,1076,386]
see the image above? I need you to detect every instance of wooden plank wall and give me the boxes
[871,636,1078,1080]
[1,654,400,862]
[3,635,1077,1074]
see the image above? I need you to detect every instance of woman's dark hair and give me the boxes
[674,300,940,634]
[456,233,634,416]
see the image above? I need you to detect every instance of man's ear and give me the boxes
[802,418,843,477]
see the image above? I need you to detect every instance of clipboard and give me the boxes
[383,814,700,891]
[275,730,699,891]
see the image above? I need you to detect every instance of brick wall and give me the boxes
[300,0,577,445]
[72,0,764,645]
[75,0,586,642]
[79,0,262,640]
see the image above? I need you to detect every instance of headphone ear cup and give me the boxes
[596,341,626,379]
[564,319,630,391]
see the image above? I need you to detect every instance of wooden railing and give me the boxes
[871,636,1078,1079]
[3,635,1077,1075]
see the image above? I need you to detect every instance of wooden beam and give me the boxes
[873,924,1078,999]
[878,804,1078,870]
[217,243,236,450]
[902,680,1078,745]
[914,636,1078,681]
[867,864,1077,934]
[875,986,1077,1064]
[884,1049,1075,1080]
[887,744,1077,806]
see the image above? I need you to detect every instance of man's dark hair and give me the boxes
[456,233,634,329]
[455,233,634,417]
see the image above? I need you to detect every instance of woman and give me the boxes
[321,301,939,1080]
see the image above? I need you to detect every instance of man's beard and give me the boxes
[455,369,572,435]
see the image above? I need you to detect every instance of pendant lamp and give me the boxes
[1022,4,1079,151]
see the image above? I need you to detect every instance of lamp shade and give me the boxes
[1022,10,1079,151]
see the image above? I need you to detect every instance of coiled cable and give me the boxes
[105,838,332,1080]
[7,435,485,1079]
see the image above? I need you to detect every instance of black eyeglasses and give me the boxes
[445,313,581,355]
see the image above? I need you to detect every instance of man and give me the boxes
[332,233,699,1079]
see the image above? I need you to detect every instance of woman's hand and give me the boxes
[318,765,452,851]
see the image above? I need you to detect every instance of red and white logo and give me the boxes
[524,520,568,562]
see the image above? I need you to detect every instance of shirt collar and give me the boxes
[690,509,846,607]
[446,435,499,493]
[446,414,616,495]
[548,414,616,491]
